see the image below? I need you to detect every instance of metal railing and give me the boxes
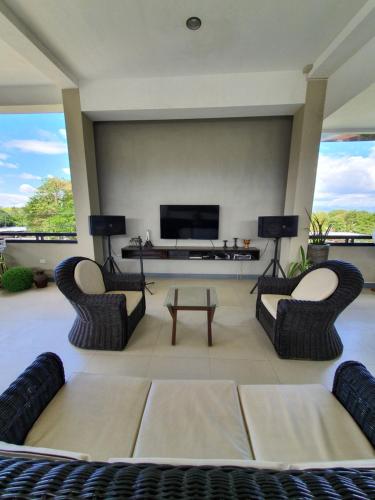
[310,234,373,246]
[0,232,77,243]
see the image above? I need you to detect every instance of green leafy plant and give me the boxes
[288,245,311,277]
[2,267,34,292]
[306,209,333,245]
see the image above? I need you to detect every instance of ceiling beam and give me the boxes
[0,0,77,88]
[309,0,375,78]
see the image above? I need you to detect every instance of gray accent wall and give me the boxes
[94,117,292,275]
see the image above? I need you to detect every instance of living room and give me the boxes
[0,1,374,497]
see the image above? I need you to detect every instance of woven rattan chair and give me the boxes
[55,256,146,350]
[256,260,364,360]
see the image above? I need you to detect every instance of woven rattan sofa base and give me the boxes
[0,459,374,500]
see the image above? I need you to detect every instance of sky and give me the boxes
[0,113,70,208]
[313,140,375,212]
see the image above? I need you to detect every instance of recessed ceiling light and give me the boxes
[186,17,202,30]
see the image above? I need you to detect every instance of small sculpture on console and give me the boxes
[243,239,251,249]
[144,229,153,248]
[233,238,239,249]
[223,240,228,249]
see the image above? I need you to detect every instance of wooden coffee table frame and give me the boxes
[167,288,216,346]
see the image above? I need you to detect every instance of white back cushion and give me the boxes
[291,268,338,301]
[74,259,105,294]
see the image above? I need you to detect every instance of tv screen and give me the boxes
[160,205,219,240]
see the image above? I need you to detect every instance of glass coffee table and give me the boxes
[164,287,218,346]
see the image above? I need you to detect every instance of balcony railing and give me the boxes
[310,234,373,246]
[0,232,77,243]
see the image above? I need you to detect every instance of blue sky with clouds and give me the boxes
[313,140,375,212]
[0,113,70,208]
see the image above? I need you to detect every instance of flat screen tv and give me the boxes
[160,205,219,240]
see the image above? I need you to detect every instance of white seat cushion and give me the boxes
[74,260,106,294]
[261,294,292,319]
[0,441,90,461]
[25,373,151,461]
[133,380,253,460]
[291,268,338,301]
[238,384,375,462]
[104,290,143,315]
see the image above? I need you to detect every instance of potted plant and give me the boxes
[288,245,311,277]
[306,210,332,264]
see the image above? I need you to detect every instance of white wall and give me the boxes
[94,117,292,275]
[329,245,375,283]
[4,242,79,275]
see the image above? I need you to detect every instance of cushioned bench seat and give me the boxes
[25,373,151,461]
[133,380,253,459]
[238,384,375,462]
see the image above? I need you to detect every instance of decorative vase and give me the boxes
[243,239,251,249]
[307,244,330,265]
[34,270,48,288]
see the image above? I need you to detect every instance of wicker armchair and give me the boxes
[55,256,146,350]
[256,260,364,360]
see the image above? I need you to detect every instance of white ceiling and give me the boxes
[324,83,375,131]
[2,0,367,80]
[0,0,374,126]
[0,37,50,86]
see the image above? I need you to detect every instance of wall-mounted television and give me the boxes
[160,205,219,240]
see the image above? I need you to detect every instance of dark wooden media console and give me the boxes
[121,246,260,261]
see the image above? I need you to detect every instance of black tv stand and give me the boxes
[122,245,260,261]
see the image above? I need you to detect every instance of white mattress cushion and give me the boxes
[104,290,143,315]
[260,294,292,319]
[0,441,90,461]
[289,459,375,470]
[291,268,338,301]
[133,380,253,460]
[238,384,375,462]
[108,457,286,469]
[74,259,106,294]
[25,373,151,462]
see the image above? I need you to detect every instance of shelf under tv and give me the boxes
[121,246,260,261]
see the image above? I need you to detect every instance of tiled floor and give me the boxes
[0,278,374,392]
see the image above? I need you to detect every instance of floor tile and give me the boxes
[209,358,279,384]
[147,356,210,380]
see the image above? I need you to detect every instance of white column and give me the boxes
[280,78,327,270]
[62,88,103,262]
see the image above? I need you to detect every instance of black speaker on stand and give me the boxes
[89,215,126,274]
[250,215,298,294]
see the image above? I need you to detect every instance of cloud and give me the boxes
[19,184,37,194]
[59,128,67,139]
[0,160,18,169]
[0,153,9,160]
[62,167,71,176]
[0,193,29,207]
[314,146,375,210]
[19,172,42,180]
[5,140,68,155]
[47,174,54,179]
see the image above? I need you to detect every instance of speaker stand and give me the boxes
[250,237,286,294]
[104,235,122,274]
[137,237,155,295]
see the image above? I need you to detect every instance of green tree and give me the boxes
[23,177,76,232]
[0,207,25,227]
[312,210,375,235]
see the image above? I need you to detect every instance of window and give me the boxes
[312,133,375,243]
[0,113,76,240]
